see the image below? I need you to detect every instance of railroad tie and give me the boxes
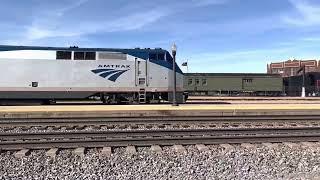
[14,149,30,158]
[195,144,209,152]
[241,143,255,149]
[126,146,137,155]
[46,148,59,158]
[74,147,85,157]
[300,142,317,150]
[262,143,279,149]
[101,147,112,156]
[173,145,187,153]
[283,142,300,149]
[150,145,162,154]
[220,144,234,151]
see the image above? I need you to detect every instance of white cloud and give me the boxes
[301,36,320,42]
[195,47,292,63]
[1,0,233,45]
[24,4,170,41]
[192,0,228,6]
[55,0,89,17]
[283,0,320,26]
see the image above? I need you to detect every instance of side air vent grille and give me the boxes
[98,52,127,60]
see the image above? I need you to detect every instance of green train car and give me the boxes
[184,73,283,96]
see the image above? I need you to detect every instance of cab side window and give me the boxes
[56,51,72,60]
[74,52,85,60]
[149,53,157,60]
[85,52,96,60]
[74,52,96,60]
[157,53,165,60]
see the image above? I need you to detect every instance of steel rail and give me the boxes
[2,115,320,127]
[1,127,320,150]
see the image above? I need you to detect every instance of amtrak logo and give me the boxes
[91,68,129,82]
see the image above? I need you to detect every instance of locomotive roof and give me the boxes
[185,73,282,78]
[0,45,171,60]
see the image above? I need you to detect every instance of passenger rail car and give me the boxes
[0,45,184,104]
[184,73,283,96]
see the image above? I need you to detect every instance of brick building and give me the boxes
[267,59,319,77]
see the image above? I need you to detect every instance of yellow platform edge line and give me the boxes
[0,104,319,112]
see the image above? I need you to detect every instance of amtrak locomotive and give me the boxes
[0,45,184,104]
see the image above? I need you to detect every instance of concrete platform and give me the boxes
[1,104,320,119]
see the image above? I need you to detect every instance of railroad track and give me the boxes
[1,115,320,133]
[2,115,320,150]
[2,115,320,127]
[1,127,320,150]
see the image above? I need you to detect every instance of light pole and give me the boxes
[301,65,306,97]
[172,43,178,106]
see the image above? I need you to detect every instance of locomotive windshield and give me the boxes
[148,51,173,64]
[148,52,165,61]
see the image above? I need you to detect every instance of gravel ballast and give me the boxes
[1,144,320,179]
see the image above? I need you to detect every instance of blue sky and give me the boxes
[1,0,320,73]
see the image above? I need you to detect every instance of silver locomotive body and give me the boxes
[0,45,184,104]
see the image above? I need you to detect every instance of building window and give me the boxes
[188,79,193,85]
[56,51,72,60]
[195,79,200,86]
[202,79,207,86]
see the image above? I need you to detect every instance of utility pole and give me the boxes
[298,65,306,97]
[302,65,306,97]
[172,43,178,106]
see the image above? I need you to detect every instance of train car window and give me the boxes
[149,53,157,60]
[56,51,72,60]
[188,79,193,85]
[74,52,85,60]
[195,79,200,86]
[202,79,207,86]
[85,52,96,60]
[243,78,253,83]
[157,53,165,60]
